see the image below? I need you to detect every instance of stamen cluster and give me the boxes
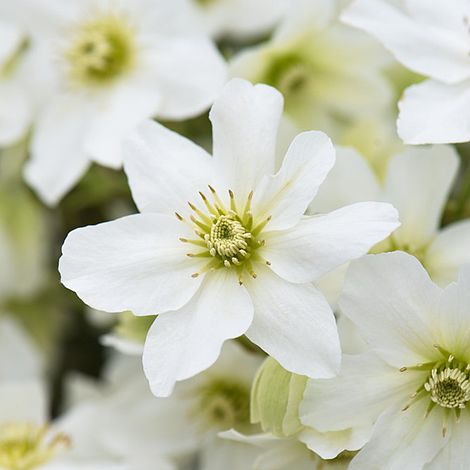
[0,423,69,470]
[177,186,272,283]
[65,13,135,87]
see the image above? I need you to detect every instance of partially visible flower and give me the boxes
[230,0,391,137]
[301,252,470,469]
[2,0,227,205]
[310,144,470,287]
[343,0,470,144]
[59,78,399,396]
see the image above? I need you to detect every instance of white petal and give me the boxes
[339,252,441,367]
[148,35,227,120]
[425,220,470,286]
[245,267,340,379]
[0,318,42,380]
[384,145,459,249]
[432,266,470,363]
[24,95,91,206]
[299,425,372,460]
[349,400,446,470]
[59,213,203,316]
[309,146,381,214]
[123,119,218,214]
[0,79,31,146]
[425,415,470,470]
[252,131,335,232]
[397,79,470,144]
[342,0,470,83]
[143,269,253,397]
[0,380,48,424]
[262,202,399,284]
[85,80,161,168]
[300,352,422,432]
[210,78,283,201]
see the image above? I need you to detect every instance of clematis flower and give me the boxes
[342,0,470,144]
[230,0,391,137]
[1,0,227,205]
[59,78,399,397]
[301,252,470,469]
[310,144,470,287]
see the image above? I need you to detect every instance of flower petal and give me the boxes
[252,131,335,232]
[123,119,218,215]
[262,202,399,284]
[397,79,470,144]
[425,220,470,286]
[245,267,340,379]
[300,352,421,433]
[384,145,459,249]
[299,425,372,460]
[210,78,283,202]
[339,252,441,367]
[85,79,161,169]
[433,266,470,363]
[24,95,92,206]
[349,400,446,470]
[342,0,470,83]
[147,35,227,120]
[143,269,253,397]
[425,415,470,470]
[309,146,381,214]
[59,213,203,316]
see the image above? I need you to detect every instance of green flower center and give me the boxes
[425,367,470,409]
[196,379,250,431]
[65,13,135,87]
[0,423,69,470]
[401,346,470,435]
[177,186,272,284]
[264,53,311,98]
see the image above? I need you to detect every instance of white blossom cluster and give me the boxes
[1,1,470,469]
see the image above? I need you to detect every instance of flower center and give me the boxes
[0,423,69,470]
[265,54,310,98]
[177,186,272,283]
[195,379,250,431]
[65,12,135,87]
[400,346,470,435]
[425,368,470,409]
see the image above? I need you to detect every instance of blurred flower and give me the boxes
[302,252,470,469]
[311,144,470,287]
[343,0,470,144]
[1,0,227,205]
[230,0,391,137]
[59,78,399,397]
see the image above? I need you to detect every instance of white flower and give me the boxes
[0,318,130,470]
[301,252,470,469]
[230,0,391,136]
[59,78,399,397]
[174,0,286,40]
[311,144,470,287]
[342,0,470,144]
[2,0,227,205]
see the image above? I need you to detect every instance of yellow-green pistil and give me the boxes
[0,423,69,470]
[177,186,272,283]
[401,345,470,436]
[65,13,136,87]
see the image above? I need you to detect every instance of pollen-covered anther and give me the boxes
[424,367,470,409]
